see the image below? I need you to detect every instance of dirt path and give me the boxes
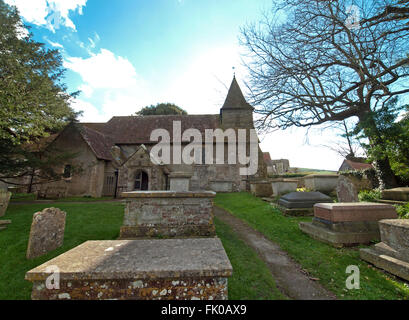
[215,206,336,300]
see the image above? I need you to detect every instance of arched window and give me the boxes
[63,165,72,178]
[134,170,149,191]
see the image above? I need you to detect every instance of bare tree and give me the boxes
[320,120,367,159]
[241,0,409,188]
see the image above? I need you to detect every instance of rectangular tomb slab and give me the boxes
[314,202,397,222]
[299,203,397,247]
[120,191,216,238]
[25,238,233,300]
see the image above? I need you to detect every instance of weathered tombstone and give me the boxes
[336,175,359,203]
[300,203,397,247]
[360,219,409,281]
[26,208,66,259]
[0,190,12,217]
[25,238,233,300]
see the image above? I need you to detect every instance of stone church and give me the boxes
[37,77,267,198]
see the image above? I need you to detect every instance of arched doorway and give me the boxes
[134,170,149,191]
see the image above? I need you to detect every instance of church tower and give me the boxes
[220,76,254,129]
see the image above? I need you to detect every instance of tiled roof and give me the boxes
[343,159,373,171]
[263,152,273,166]
[77,125,115,161]
[89,115,221,144]
[221,76,253,110]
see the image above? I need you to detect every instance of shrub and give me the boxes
[358,189,382,202]
[395,203,409,219]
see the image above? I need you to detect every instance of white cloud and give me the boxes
[70,99,106,123]
[5,0,86,32]
[45,37,64,48]
[66,49,154,122]
[64,49,139,89]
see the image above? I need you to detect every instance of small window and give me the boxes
[63,165,72,178]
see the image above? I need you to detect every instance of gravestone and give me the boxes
[361,219,409,281]
[25,239,233,300]
[336,175,359,203]
[0,190,11,217]
[26,208,66,259]
[300,203,397,247]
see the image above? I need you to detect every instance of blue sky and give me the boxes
[6,0,346,170]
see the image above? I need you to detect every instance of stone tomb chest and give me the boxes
[25,238,233,300]
[381,187,409,202]
[120,191,216,239]
[250,181,273,197]
[304,175,339,193]
[271,179,298,196]
[300,203,398,247]
[361,219,409,281]
[278,192,332,209]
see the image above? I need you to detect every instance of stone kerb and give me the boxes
[25,239,233,300]
[360,219,409,281]
[299,203,398,247]
[119,191,217,239]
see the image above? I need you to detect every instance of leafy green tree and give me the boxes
[136,103,187,116]
[354,97,409,185]
[0,1,79,187]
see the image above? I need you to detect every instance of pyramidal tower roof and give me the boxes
[221,76,253,110]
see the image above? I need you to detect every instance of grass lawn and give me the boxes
[215,192,409,300]
[0,200,284,300]
[0,202,124,300]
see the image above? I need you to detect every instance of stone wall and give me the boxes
[38,125,107,198]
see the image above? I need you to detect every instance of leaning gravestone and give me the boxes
[0,190,12,217]
[26,208,66,259]
[336,175,359,203]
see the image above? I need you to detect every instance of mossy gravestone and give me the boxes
[336,175,359,203]
[26,208,66,259]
